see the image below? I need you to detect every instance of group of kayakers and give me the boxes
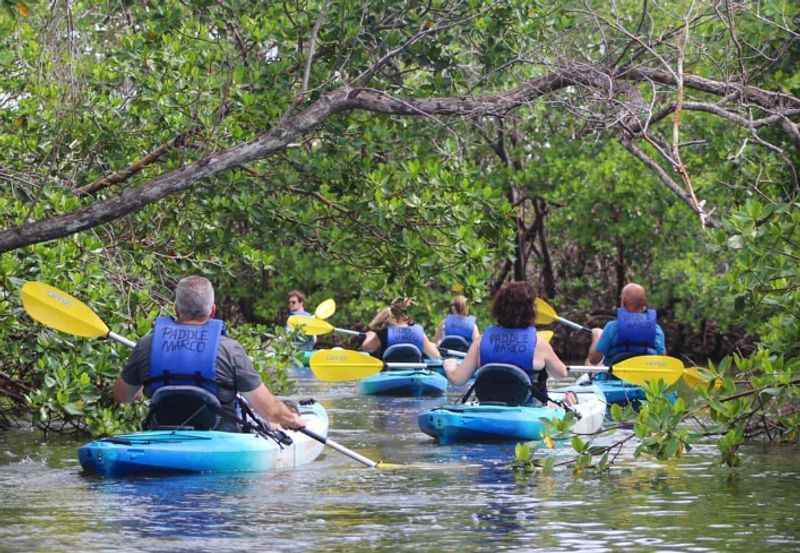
[111,275,664,435]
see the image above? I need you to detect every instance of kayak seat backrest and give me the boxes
[439,335,470,352]
[145,385,222,431]
[473,363,532,406]
[383,344,423,364]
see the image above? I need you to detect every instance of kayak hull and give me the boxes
[359,369,448,397]
[418,388,606,444]
[78,401,328,477]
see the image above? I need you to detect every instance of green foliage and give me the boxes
[512,441,554,474]
[633,381,692,460]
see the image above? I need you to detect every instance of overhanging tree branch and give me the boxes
[2,66,797,252]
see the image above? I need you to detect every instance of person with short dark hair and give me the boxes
[361,297,441,359]
[444,281,567,403]
[114,276,304,431]
[286,289,316,351]
[586,282,666,366]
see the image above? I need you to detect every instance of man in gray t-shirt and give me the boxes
[113,276,303,432]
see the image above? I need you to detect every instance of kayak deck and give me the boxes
[418,388,606,444]
[78,401,328,477]
[359,369,448,397]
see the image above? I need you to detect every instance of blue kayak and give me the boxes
[78,401,328,477]
[359,368,448,397]
[418,388,607,444]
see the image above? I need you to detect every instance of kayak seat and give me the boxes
[473,363,532,406]
[439,335,470,353]
[144,385,222,431]
[383,344,423,365]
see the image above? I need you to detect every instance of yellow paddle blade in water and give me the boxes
[21,281,109,338]
[534,298,558,325]
[309,349,383,381]
[537,330,553,343]
[612,355,687,387]
[314,298,336,320]
[287,315,334,336]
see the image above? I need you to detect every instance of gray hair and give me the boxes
[175,276,214,321]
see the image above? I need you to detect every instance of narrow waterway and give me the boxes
[1,366,799,552]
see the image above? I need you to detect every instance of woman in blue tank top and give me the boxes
[361,297,441,359]
[433,294,480,346]
[444,282,568,385]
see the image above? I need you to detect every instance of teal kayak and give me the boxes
[418,387,606,444]
[78,400,328,477]
[359,368,448,397]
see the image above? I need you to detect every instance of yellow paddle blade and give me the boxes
[21,281,109,338]
[287,315,334,336]
[681,366,717,389]
[612,355,686,386]
[314,298,336,320]
[309,349,383,381]
[537,330,554,343]
[534,298,557,325]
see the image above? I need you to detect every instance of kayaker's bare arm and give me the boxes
[586,328,604,365]
[433,321,444,343]
[444,340,479,385]
[361,331,380,353]
[471,325,480,343]
[113,377,142,403]
[423,336,441,359]
[542,341,568,379]
[242,384,305,430]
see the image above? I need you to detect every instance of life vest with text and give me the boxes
[479,325,537,376]
[145,316,224,397]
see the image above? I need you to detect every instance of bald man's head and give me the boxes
[621,283,647,312]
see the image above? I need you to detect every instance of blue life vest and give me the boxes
[606,308,658,364]
[443,314,476,342]
[479,325,537,375]
[387,324,425,351]
[146,316,224,397]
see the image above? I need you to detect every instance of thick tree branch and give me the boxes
[2,65,798,252]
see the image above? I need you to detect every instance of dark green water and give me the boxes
[1,368,799,552]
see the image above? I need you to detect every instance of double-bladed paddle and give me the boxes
[309,349,430,381]
[287,315,364,337]
[567,355,703,387]
[20,281,395,469]
[311,348,703,388]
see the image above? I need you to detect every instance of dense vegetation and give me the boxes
[0,1,797,467]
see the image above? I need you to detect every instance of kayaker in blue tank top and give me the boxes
[586,282,666,367]
[444,282,569,402]
[361,297,441,359]
[285,289,317,352]
[114,275,304,432]
[433,294,480,347]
